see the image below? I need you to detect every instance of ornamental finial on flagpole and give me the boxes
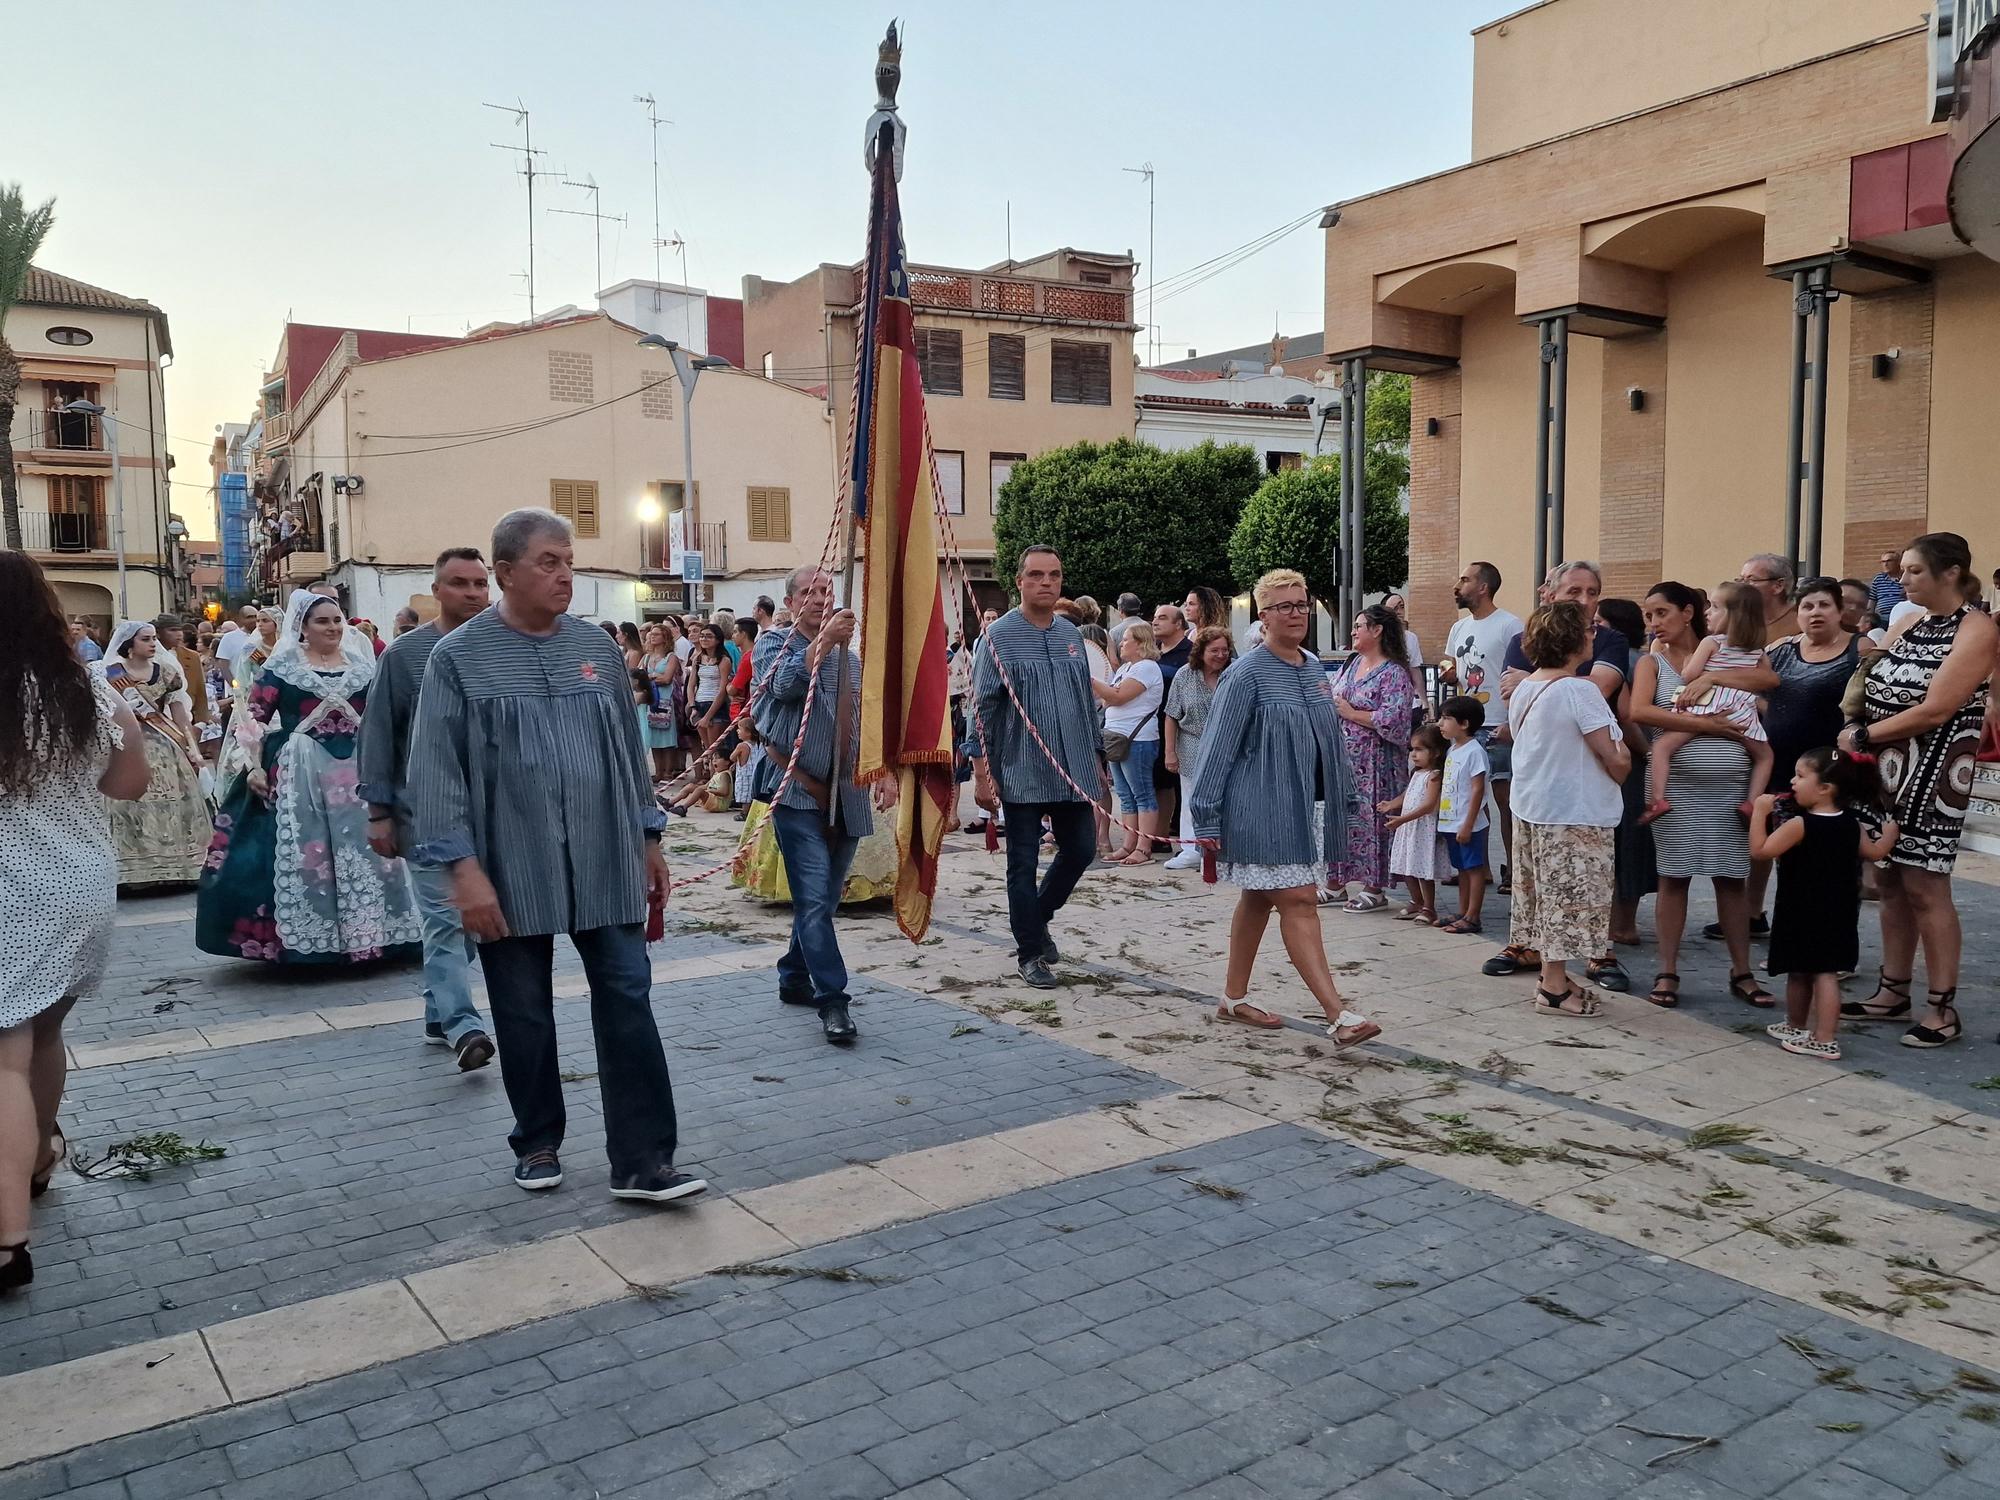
[865,20,907,181]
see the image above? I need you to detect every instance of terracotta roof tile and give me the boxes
[21,265,172,356]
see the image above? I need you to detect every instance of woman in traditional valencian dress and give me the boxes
[196,592,420,964]
[91,621,214,886]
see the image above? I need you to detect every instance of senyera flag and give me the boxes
[851,136,954,942]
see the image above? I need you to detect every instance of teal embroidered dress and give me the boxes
[195,657,420,964]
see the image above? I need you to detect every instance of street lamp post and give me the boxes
[63,398,127,616]
[636,334,729,613]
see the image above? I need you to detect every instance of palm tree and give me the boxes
[0,185,57,551]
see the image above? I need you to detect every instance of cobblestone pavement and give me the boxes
[6,811,2000,1497]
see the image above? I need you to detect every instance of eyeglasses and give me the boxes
[1740,574,1784,586]
[1260,601,1310,617]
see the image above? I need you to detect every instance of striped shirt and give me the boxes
[751,630,873,833]
[1189,645,1354,867]
[355,621,443,841]
[966,610,1105,806]
[406,609,664,936]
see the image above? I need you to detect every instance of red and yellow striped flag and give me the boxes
[852,148,954,942]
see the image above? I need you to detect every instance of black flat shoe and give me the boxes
[0,1243,31,1295]
[1587,956,1631,993]
[1902,991,1961,1049]
[1841,970,1911,1020]
[820,1004,858,1045]
[1729,972,1774,1009]
[779,989,818,1007]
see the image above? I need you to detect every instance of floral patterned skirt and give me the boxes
[195,745,420,965]
[1507,821,1613,963]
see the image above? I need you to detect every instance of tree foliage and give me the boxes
[992,438,1262,606]
[1227,371,1410,600]
[0,184,58,552]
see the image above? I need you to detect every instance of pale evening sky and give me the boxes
[13,0,1500,539]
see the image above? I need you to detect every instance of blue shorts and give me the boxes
[1446,827,1489,872]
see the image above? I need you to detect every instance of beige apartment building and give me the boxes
[743,248,1138,597]
[1324,0,2000,656]
[275,311,835,626]
[5,267,176,626]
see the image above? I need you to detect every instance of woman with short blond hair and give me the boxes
[1191,569,1379,1045]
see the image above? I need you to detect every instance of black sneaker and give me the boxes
[513,1149,563,1192]
[1018,957,1059,990]
[610,1170,709,1204]
[1705,915,1768,940]
[1041,938,1062,965]
[424,1022,449,1047]
[454,1030,496,1072]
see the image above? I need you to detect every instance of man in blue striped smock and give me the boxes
[407,508,706,1206]
[968,545,1106,990]
[356,546,495,1073]
[751,566,897,1044]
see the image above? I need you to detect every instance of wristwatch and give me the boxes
[1849,722,1872,752]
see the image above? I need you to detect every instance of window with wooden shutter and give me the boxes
[987,334,1025,400]
[1050,340,1111,405]
[913,328,962,396]
[746,486,792,542]
[548,478,601,538]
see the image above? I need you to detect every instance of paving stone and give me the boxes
[20,1098,2000,1500]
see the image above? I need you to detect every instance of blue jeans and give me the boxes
[1110,738,1160,813]
[1001,799,1095,962]
[476,923,679,1176]
[770,803,861,1007]
[410,863,485,1046]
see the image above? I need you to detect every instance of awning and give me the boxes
[18,357,118,383]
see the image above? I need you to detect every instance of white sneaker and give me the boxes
[1162,851,1201,871]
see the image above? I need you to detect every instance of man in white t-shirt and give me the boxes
[213,605,260,670]
[1439,562,1522,876]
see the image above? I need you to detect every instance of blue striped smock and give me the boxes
[750,630,873,834]
[406,609,664,936]
[965,610,1105,806]
[1188,644,1353,868]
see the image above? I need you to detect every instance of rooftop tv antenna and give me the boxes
[485,100,552,319]
[635,93,673,313]
[552,173,626,296]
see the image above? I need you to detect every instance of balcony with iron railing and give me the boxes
[641,518,727,576]
[18,509,108,552]
[837,264,1133,327]
[19,409,107,455]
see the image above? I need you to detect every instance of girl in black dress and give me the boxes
[1749,748,1898,1061]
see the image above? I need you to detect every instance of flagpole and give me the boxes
[829,24,906,827]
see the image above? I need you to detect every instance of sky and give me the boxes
[13,0,1500,540]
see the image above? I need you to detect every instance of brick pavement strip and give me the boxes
[0,1091,1262,1472]
[7,1126,2000,1498]
[5,968,1169,1379]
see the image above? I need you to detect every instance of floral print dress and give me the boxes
[1326,656,1415,889]
[195,661,420,964]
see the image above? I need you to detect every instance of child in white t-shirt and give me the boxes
[1435,696,1492,933]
